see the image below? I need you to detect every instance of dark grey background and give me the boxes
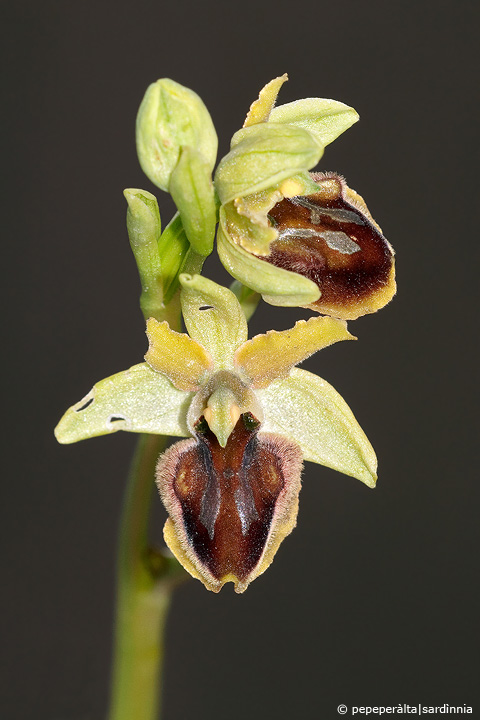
[3,1,479,718]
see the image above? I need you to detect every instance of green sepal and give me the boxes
[215,123,323,204]
[124,188,164,321]
[258,368,377,487]
[217,206,320,306]
[54,363,192,444]
[136,78,218,192]
[269,98,359,147]
[169,146,216,257]
[179,274,248,368]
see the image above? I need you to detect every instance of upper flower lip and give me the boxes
[264,173,396,319]
[217,172,396,319]
[212,75,395,320]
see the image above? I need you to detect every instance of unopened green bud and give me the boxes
[136,78,218,191]
[215,122,323,205]
[169,146,216,256]
[157,213,191,305]
[124,188,164,320]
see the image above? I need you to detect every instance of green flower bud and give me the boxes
[136,78,218,191]
[124,188,164,320]
[156,213,191,305]
[169,146,217,257]
[214,122,323,205]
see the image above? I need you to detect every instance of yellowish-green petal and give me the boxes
[258,368,377,487]
[242,73,288,128]
[180,273,248,368]
[54,363,192,444]
[145,318,213,390]
[235,316,354,388]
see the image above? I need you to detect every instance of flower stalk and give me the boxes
[108,433,174,720]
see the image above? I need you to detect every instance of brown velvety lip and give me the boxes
[171,413,288,583]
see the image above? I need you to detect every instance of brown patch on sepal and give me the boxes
[264,172,396,319]
[156,414,303,593]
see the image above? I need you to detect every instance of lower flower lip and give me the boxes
[156,413,303,593]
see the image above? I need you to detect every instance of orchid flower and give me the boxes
[215,75,396,318]
[55,273,376,593]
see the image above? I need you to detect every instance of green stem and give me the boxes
[107,434,184,720]
[229,280,261,322]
